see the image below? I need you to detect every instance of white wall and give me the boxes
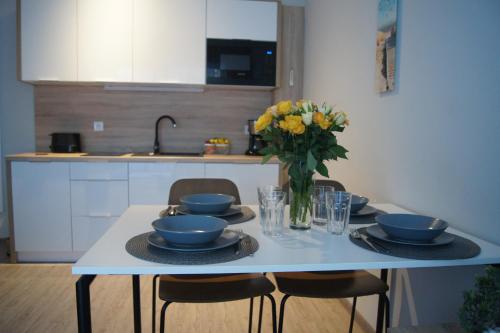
[304,0,499,329]
[0,0,35,238]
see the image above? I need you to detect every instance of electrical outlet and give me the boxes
[244,125,249,135]
[93,121,104,132]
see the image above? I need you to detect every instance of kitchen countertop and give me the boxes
[5,152,280,164]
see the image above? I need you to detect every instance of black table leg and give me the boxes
[376,269,389,333]
[76,275,96,333]
[132,275,142,333]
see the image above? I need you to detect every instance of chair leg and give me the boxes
[349,297,358,333]
[258,272,268,333]
[257,296,265,333]
[159,301,171,333]
[384,294,390,333]
[152,275,160,333]
[278,294,291,333]
[248,298,254,333]
[265,294,278,333]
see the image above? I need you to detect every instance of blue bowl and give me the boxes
[152,215,228,245]
[375,214,449,241]
[350,195,369,213]
[180,193,235,214]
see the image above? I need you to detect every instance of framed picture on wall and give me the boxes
[376,0,398,93]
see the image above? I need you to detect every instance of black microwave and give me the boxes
[206,38,277,86]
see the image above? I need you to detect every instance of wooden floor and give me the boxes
[0,264,372,333]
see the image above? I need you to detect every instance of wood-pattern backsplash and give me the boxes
[35,85,272,154]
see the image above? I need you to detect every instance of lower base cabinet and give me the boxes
[129,162,205,205]
[72,216,118,252]
[11,162,72,253]
[11,160,280,261]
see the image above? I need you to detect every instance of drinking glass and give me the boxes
[257,185,281,226]
[261,191,286,237]
[312,185,335,226]
[326,191,352,235]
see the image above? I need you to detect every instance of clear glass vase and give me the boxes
[288,170,314,230]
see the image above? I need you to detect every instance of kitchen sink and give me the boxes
[131,152,203,157]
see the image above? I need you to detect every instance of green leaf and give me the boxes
[259,146,272,156]
[261,154,273,164]
[333,145,349,159]
[316,162,329,177]
[306,150,317,171]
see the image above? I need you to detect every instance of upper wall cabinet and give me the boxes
[77,0,133,82]
[207,0,278,42]
[133,0,206,84]
[20,0,78,81]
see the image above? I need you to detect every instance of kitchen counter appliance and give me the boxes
[206,38,276,86]
[50,133,81,153]
[245,119,266,156]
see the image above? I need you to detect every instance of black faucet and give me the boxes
[153,115,177,155]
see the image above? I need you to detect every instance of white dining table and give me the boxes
[72,204,500,333]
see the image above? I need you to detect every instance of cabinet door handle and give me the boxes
[289,69,294,87]
[87,213,112,218]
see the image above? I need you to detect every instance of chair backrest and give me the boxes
[282,179,347,194]
[168,178,242,205]
[313,179,346,192]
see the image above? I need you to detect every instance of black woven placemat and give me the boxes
[349,227,481,260]
[159,206,256,225]
[125,231,258,265]
[349,209,387,225]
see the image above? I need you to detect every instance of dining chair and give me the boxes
[274,180,390,333]
[152,178,277,333]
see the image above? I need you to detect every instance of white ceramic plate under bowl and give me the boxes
[147,230,240,252]
[366,225,455,246]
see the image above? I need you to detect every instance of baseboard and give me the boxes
[16,251,82,262]
[339,298,375,333]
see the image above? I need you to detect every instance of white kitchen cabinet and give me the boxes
[129,163,205,205]
[11,162,72,252]
[133,0,206,84]
[71,181,129,217]
[72,216,118,252]
[78,0,133,82]
[70,162,128,180]
[207,0,278,41]
[20,0,77,81]
[205,163,280,204]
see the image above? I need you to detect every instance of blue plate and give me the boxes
[350,195,369,213]
[147,230,240,252]
[152,215,227,246]
[376,214,448,241]
[366,225,454,246]
[180,193,235,214]
[350,205,377,217]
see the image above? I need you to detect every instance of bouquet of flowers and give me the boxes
[255,99,349,229]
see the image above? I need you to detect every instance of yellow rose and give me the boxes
[254,112,273,132]
[277,100,292,115]
[294,123,306,134]
[295,99,305,108]
[313,111,324,124]
[313,111,331,130]
[282,115,305,135]
[319,118,331,130]
[279,120,289,132]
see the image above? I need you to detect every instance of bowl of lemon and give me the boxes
[205,137,231,155]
